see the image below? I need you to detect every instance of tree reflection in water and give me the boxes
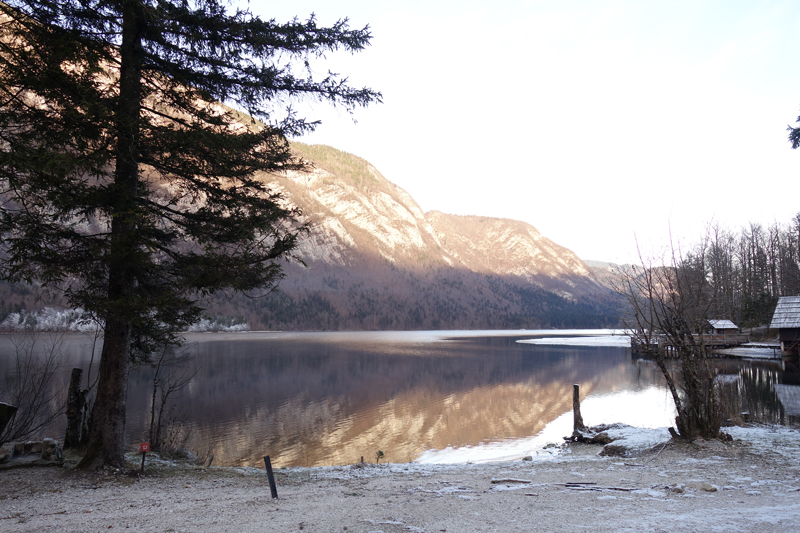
[123,332,663,467]
[3,331,797,467]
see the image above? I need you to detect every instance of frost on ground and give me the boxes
[2,425,800,532]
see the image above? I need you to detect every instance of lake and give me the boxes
[0,329,790,468]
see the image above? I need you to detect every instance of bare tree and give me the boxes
[0,332,67,446]
[615,237,721,440]
[147,345,196,454]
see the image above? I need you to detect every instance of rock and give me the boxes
[700,482,718,492]
[40,438,62,462]
[599,444,628,457]
[0,443,11,464]
[2,439,63,466]
[686,480,718,492]
[568,426,621,445]
[521,456,533,461]
[24,441,43,455]
[670,484,685,493]
[590,432,614,445]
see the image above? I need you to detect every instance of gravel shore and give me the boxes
[3,425,800,532]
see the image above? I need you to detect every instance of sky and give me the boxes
[245,0,800,264]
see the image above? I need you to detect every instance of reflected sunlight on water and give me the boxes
[124,330,669,467]
[2,329,792,468]
[416,386,675,464]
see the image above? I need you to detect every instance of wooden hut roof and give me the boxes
[708,319,737,330]
[770,296,800,329]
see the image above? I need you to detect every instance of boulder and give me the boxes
[590,432,614,445]
[0,439,63,467]
[599,444,628,457]
[686,480,718,492]
[0,443,12,464]
[41,438,62,462]
[22,441,43,455]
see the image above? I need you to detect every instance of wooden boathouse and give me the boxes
[630,321,749,358]
[770,296,800,365]
[706,319,739,335]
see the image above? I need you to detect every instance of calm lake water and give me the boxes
[0,329,792,467]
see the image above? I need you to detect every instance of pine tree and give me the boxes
[0,0,380,467]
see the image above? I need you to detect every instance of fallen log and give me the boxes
[490,478,533,484]
[560,483,634,492]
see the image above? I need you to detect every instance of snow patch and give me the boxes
[416,387,674,464]
[518,334,631,347]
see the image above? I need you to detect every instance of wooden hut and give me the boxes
[707,319,738,334]
[770,296,800,363]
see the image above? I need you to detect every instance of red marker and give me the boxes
[139,443,150,473]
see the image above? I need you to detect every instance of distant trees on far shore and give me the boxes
[696,214,800,327]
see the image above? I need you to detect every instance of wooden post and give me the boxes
[264,456,279,499]
[573,384,585,432]
[64,368,84,449]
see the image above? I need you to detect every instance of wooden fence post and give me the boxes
[573,384,585,432]
[64,368,84,449]
[264,456,279,499]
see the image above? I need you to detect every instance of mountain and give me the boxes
[205,143,620,330]
[0,16,617,332]
[0,142,620,331]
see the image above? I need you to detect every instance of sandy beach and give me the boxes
[2,425,800,532]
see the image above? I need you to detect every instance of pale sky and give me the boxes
[246,0,800,264]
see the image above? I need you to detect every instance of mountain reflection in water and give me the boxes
[6,330,793,468]
[122,331,670,467]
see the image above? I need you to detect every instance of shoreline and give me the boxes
[3,424,800,532]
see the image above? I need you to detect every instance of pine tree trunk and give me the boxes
[79,1,143,469]
[81,319,132,468]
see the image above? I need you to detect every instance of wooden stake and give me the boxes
[264,456,278,499]
[573,384,585,431]
[64,368,84,449]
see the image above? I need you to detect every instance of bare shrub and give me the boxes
[1,332,67,446]
[616,237,722,440]
[147,345,197,454]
